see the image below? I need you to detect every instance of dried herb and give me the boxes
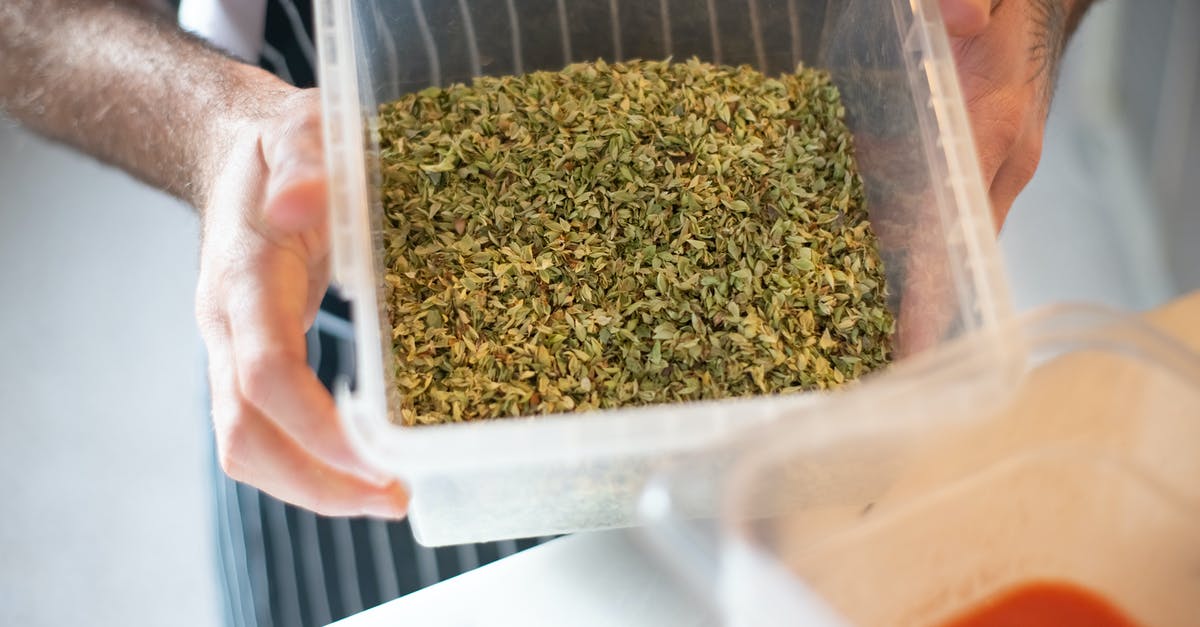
[378,58,893,426]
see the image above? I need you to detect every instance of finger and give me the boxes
[262,92,327,233]
[203,99,351,473]
[939,0,995,37]
[206,324,408,518]
[224,251,379,480]
[223,405,408,518]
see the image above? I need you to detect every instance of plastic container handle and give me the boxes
[637,475,851,627]
[637,478,721,606]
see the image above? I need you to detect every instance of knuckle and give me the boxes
[193,289,224,336]
[990,116,1023,157]
[975,121,1022,180]
[194,273,242,340]
[214,416,250,480]
[1010,133,1045,186]
[1018,129,1045,163]
[216,445,241,480]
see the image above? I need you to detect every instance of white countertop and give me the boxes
[331,530,719,627]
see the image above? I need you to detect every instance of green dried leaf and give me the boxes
[378,58,894,426]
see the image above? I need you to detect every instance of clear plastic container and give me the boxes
[314,0,1010,545]
[641,305,1200,626]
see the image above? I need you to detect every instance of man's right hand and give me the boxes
[195,87,409,519]
[939,0,1095,227]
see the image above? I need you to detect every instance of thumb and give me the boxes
[939,0,994,37]
[262,97,327,233]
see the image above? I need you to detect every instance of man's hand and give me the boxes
[195,89,409,518]
[940,0,1093,227]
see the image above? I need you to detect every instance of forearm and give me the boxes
[0,0,293,208]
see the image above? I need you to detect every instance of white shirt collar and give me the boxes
[177,0,268,63]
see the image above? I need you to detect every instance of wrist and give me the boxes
[194,63,299,210]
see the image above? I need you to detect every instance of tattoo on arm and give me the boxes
[1028,0,1068,92]
[1027,0,1101,104]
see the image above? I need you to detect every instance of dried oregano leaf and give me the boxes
[378,58,894,426]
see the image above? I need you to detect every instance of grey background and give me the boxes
[0,123,218,625]
[1118,0,1200,293]
[0,1,1195,625]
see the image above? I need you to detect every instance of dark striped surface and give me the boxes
[214,310,550,627]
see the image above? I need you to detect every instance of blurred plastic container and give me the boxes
[641,305,1200,626]
[314,0,1011,545]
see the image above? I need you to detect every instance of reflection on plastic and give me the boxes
[639,477,851,627]
[317,0,1008,547]
[639,304,1200,626]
